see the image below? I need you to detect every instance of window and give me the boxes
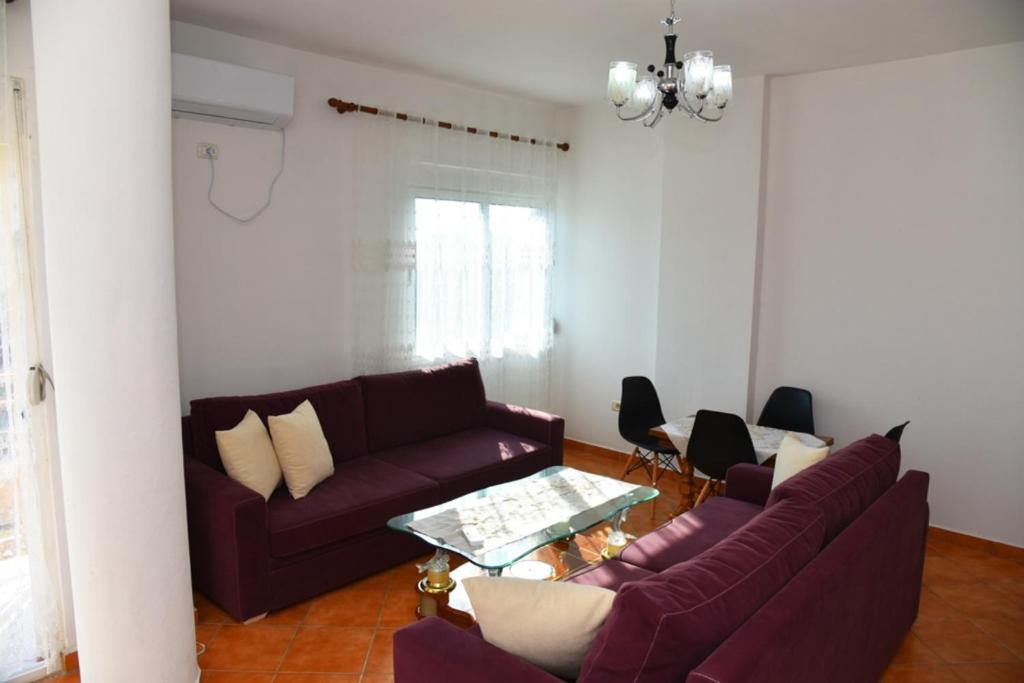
[414,197,551,361]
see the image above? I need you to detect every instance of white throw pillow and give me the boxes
[215,409,282,501]
[464,576,615,679]
[267,400,335,499]
[771,432,829,489]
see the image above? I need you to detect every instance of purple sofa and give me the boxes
[395,434,929,683]
[182,358,564,621]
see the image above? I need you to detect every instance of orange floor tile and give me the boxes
[47,444,1024,682]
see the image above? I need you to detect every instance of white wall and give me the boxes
[32,1,198,680]
[753,42,1024,547]
[551,104,666,449]
[552,81,766,450]
[654,77,766,420]
[170,21,560,411]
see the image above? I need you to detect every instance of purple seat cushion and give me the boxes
[372,427,551,499]
[358,358,487,451]
[766,434,900,542]
[267,457,439,558]
[189,379,368,470]
[619,496,763,572]
[568,560,656,591]
[579,500,826,683]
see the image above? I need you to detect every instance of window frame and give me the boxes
[412,191,550,361]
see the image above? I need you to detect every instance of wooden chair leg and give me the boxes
[651,452,671,519]
[694,478,717,507]
[619,447,638,480]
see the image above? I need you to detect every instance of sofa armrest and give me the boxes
[184,457,270,621]
[394,618,564,683]
[725,463,774,507]
[485,400,565,466]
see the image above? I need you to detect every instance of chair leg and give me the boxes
[619,447,639,480]
[694,479,717,507]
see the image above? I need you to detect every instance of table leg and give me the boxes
[602,509,630,558]
[686,459,696,510]
[486,567,503,577]
[415,550,475,628]
[619,447,639,480]
[673,456,696,516]
[612,509,627,535]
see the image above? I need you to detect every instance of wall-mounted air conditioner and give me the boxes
[172,53,294,129]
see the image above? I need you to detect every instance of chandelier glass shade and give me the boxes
[606,0,732,127]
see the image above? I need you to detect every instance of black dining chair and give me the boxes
[687,409,758,506]
[618,377,683,485]
[885,421,910,443]
[757,386,815,435]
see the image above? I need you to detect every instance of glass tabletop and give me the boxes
[387,466,659,570]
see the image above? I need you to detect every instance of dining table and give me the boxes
[648,418,835,512]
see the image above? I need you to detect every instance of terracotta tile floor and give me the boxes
[47,444,1024,682]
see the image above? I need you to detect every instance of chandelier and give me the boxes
[606,0,732,127]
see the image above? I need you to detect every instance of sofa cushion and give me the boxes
[267,457,439,558]
[568,560,656,592]
[214,409,283,501]
[373,427,551,499]
[618,496,763,572]
[766,434,900,542]
[579,500,826,683]
[358,358,487,451]
[190,379,368,470]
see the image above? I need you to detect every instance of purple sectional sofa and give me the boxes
[181,358,564,621]
[394,434,929,683]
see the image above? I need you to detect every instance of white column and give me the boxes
[31,2,198,681]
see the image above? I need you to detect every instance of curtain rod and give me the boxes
[327,98,570,152]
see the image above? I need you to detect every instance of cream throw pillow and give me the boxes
[215,409,282,501]
[464,576,615,679]
[267,400,335,499]
[772,432,829,489]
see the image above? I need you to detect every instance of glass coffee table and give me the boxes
[387,466,659,623]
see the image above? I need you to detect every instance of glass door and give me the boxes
[0,71,63,681]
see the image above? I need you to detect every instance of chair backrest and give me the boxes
[884,421,910,443]
[619,376,668,443]
[758,386,815,434]
[687,410,758,480]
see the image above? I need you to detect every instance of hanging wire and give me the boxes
[206,128,287,223]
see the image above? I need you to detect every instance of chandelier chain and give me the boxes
[662,0,680,31]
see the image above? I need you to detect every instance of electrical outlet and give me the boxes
[197,143,219,160]
[611,400,621,412]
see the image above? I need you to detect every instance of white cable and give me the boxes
[206,128,287,223]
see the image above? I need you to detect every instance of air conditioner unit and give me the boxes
[172,53,294,129]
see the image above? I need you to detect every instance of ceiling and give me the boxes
[169,0,1024,106]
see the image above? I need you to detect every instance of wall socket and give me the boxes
[197,143,219,160]
[611,400,621,412]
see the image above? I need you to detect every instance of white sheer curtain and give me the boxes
[351,113,558,408]
[1,5,64,676]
